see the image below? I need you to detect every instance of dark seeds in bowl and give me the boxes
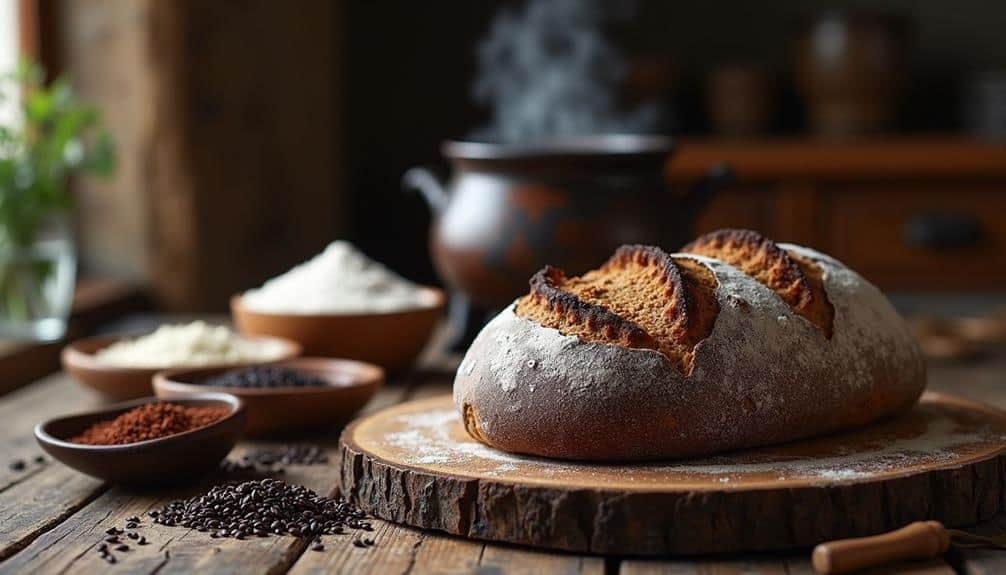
[199,366,328,389]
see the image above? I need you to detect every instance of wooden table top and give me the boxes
[1,344,1004,574]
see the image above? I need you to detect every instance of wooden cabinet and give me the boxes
[824,186,1006,288]
[670,138,1006,290]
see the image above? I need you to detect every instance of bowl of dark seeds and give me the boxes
[153,358,383,436]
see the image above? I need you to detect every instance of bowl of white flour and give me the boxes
[62,322,301,400]
[232,242,445,371]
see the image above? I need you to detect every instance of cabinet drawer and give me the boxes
[824,186,1006,289]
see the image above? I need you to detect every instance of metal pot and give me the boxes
[404,135,731,311]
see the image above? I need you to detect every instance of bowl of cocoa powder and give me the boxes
[34,393,244,485]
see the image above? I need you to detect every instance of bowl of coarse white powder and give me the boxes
[231,241,445,372]
[62,321,302,400]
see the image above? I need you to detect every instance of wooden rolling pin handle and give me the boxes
[812,521,951,575]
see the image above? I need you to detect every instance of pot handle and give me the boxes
[681,162,735,217]
[403,166,449,215]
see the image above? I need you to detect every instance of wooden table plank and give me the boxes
[477,544,605,575]
[288,520,425,575]
[953,514,1006,575]
[0,466,104,563]
[0,381,410,574]
[0,334,416,573]
[288,520,606,575]
[391,534,483,575]
[620,558,791,574]
[924,351,1006,575]
[2,338,1006,574]
[0,373,108,561]
[0,372,100,489]
[0,471,314,574]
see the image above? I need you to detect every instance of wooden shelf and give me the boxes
[667,136,1006,182]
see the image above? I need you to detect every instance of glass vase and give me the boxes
[0,224,76,341]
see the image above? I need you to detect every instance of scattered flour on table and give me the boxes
[815,469,869,480]
[382,408,997,482]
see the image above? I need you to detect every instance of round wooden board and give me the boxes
[339,392,1006,555]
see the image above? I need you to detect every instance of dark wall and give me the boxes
[629,0,1006,133]
[343,2,500,285]
[342,0,1006,284]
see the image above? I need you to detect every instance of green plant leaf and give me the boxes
[0,58,116,247]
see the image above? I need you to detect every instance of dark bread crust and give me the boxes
[515,245,719,373]
[682,229,835,337]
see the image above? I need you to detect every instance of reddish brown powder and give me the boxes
[71,403,231,445]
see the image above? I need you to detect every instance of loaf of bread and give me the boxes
[453,229,926,461]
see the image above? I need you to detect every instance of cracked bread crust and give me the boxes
[518,265,659,354]
[455,234,926,461]
[682,229,835,337]
[515,245,719,373]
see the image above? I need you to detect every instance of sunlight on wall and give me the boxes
[0,0,19,129]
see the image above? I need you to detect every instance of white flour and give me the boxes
[95,321,287,368]
[242,241,435,314]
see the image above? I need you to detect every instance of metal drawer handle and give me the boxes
[903,214,983,250]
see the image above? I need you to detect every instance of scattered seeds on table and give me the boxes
[242,444,329,467]
[116,544,129,552]
[218,458,265,476]
[152,478,372,549]
[33,455,45,464]
[8,460,25,471]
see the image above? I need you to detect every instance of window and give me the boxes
[0,0,19,127]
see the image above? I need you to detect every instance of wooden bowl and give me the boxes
[153,357,384,437]
[62,333,302,401]
[34,393,244,485]
[230,288,445,372]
